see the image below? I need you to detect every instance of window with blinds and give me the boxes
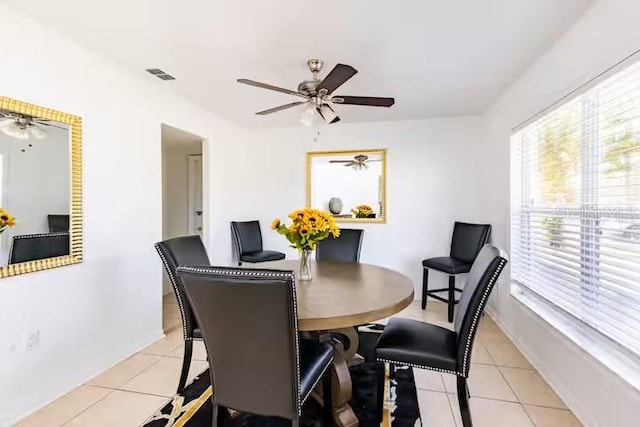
[511,58,640,359]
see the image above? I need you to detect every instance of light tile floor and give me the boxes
[16,295,582,427]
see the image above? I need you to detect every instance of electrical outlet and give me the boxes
[26,330,40,351]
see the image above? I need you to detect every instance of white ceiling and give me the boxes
[5,0,593,128]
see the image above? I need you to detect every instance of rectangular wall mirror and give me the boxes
[306,149,387,223]
[0,97,82,277]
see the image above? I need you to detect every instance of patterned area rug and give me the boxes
[143,324,421,426]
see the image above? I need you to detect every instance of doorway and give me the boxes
[161,124,204,333]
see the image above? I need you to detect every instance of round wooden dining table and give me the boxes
[249,260,414,427]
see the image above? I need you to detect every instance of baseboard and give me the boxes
[9,329,165,426]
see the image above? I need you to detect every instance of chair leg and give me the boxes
[177,339,193,393]
[448,275,455,322]
[376,362,386,423]
[214,404,228,427]
[421,268,429,310]
[456,376,473,427]
[323,368,334,426]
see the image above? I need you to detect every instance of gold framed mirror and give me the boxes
[0,96,82,277]
[306,148,387,223]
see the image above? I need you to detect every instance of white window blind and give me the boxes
[511,58,640,358]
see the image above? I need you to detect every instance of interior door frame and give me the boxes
[187,153,203,236]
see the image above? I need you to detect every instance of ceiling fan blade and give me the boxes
[343,162,357,167]
[37,121,67,130]
[317,104,340,124]
[317,64,357,96]
[332,96,395,107]
[329,160,354,163]
[237,79,307,99]
[255,101,307,115]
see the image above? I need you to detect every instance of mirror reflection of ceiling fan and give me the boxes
[237,59,395,126]
[0,111,66,141]
[329,154,381,170]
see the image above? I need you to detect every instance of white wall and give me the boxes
[161,138,201,294]
[0,5,246,425]
[0,126,69,256]
[234,117,489,296]
[482,0,640,425]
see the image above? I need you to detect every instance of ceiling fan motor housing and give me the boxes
[297,79,321,97]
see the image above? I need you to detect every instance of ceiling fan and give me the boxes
[0,111,66,141]
[329,154,381,170]
[237,59,395,125]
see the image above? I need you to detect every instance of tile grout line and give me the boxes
[442,378,461,427]
[58,388,115,427]
[496,364,536,426]
[60,353,169,426]
[113,352,178,394]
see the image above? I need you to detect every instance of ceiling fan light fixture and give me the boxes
[1,122,29,140]
[28,125,47,140]
[318,104,340,124]
[300,103,316,127]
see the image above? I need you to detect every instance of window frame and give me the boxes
[510,52,640,390]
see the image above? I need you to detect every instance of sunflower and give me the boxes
[272,208,340,251]
[0,208,16,230]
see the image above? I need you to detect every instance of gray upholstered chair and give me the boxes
[231,220,285,265]
[176,266,334,426]
[9,232,70,264]
[47,214,69,232]
[376,244,507,427]
[155,235,210,393]
[315,228,364,263]
[422,222,492,322]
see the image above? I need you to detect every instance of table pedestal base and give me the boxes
[320,327,362,427]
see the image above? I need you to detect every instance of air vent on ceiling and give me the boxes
[145,68,175,81]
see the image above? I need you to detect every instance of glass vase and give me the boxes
[299,248,313,281]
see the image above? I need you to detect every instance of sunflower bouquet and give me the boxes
[272,208,340,251]
[352,204,374,218]
[0,208,16,233]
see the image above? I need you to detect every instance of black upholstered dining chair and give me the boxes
[176,266,334,427]
[422,222,491,322]
[376,244,507,427]
[154,235,210,393]
[315,228,364,263]
[47,214,70,232]
[231,220,286,265]
[9,232,70,264]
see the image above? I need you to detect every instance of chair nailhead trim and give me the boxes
[13,231,69,240]
[376,358,463,377]
[177,266,303,415]
[155,244,191,340]
[460,258,507,376]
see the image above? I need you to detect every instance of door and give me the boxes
[187,154,203,236]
